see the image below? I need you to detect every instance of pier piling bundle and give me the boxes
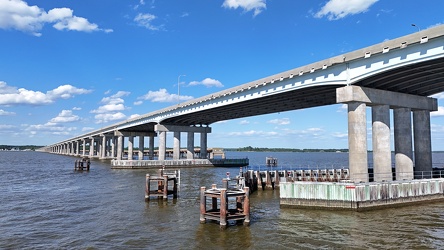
[145,169,180,201]
[74,158,90,171]
[200,184,250,229]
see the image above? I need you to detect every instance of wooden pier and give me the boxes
[200,184,250,229]
[145,169,180,200]
[241,168,351,191]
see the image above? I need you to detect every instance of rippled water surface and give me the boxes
[2,151,444,249]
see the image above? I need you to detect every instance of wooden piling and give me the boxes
[199,184,250,229]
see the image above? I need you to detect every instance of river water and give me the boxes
[1,151,444,249]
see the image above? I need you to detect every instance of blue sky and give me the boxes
[1,0,444,150]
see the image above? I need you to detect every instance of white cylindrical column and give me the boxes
[138,136,144,160]
[116,135,123,160]
[128,136,134,160]
[372,105,392,182]
[173,131,180,160]
[158,131,166,161]
[348,102,369,183]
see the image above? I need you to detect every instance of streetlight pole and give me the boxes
[411,24,420,32]
[178,74,186,105]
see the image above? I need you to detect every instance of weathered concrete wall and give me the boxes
[280,179,444,211]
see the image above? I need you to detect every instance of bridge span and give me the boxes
[44,25,444,182]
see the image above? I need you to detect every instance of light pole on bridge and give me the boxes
[411,24,420,32]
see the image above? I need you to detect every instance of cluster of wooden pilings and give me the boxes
[241,168,350,190]
[145,169,180,201]
[74,158,90,171]
[200,183,250,229]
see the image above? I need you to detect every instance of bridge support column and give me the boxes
[128,136,134,160]
[89,138,95,158]
[173,131,181,160]
[101,135,107,159]
[82,139,86,156]
[394,108,414,180]
[158,131,167,161]
[413,110,433,178]
[187,132,195,159]
[200,131,208,159]
[149,135,154,160]
[70,142,74,155]
[76,140,80,156]
[372,105,392,182]
[110,137,116,158]
[138,136,144,160]
[155,124,212,160]
[115,131,124,160]
[347,102,369,183]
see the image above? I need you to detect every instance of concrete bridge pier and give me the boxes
[394,108,414,180]
[372,104,392,182]
[337,86,437,183]
[413,110,433,178]
[155,124,212,161]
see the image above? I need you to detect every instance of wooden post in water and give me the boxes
[220,188,227,229]
[243,186,250,226]
[200,187,206,223]
[163,175,168,199]
[145,174,151,201]
[211,184,217,210]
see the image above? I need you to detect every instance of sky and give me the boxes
[1,0,444,150]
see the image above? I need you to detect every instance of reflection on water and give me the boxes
[1,151,444,249]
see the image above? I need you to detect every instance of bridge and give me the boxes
[44,25,444,181]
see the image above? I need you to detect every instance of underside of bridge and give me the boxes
[160,57,444,126]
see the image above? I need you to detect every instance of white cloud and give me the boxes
[268,118,290,125]
[0,124,15,129]
[228,130,278,137]
[134,13,160,30]
[94,112,126,124]
[49,110,80,123]
[239,120,249,125]
[138,88,193,103]
[26,122,77,136]
[189,78,224,88]
[0,82,92,105]
[0,0,112,36]
[222,0,266,17]
[91,91,130,123]
[82,127,94,132]
[0,109,15,115]
[314,0,378,20]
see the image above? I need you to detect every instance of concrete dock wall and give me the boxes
[280,179,444,211]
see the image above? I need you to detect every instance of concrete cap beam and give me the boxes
[155,124,212,133]
[336,86,437,111]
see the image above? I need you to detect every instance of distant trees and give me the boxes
[0,145,42,151]
[231,146,348,153]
